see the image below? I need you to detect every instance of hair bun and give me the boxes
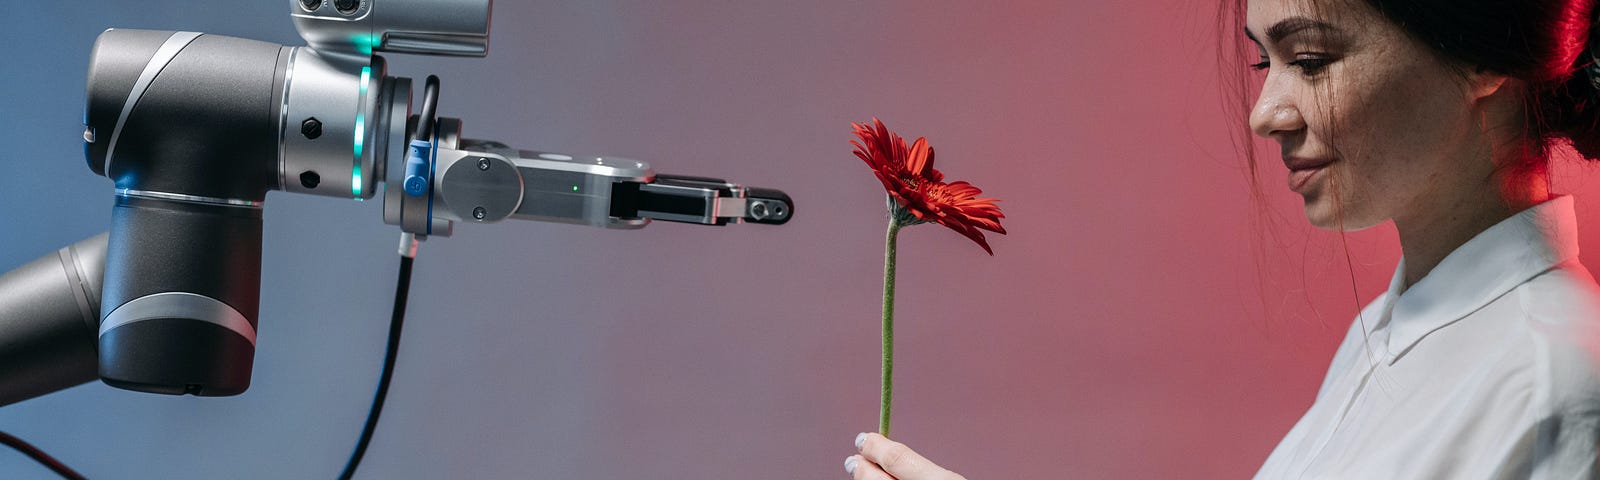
[1541,50,1600,160]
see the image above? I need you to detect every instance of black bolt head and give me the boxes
[300,171,321,189]
[301,118,322,139]
[334,0,359,14]
[299,0,321,11]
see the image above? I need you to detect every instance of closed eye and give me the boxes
[1249,54,1335,75]
[1287,55,1333,75]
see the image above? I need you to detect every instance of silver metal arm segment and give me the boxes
[383,117,793,237]
[0,234,106,406]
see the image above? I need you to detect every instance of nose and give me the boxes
[1249,76,1306,140]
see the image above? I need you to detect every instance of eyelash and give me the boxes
[1250,55,1334,75]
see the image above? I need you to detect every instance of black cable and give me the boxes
[337,255,414,480]
[339,74,435,479]
[0,430,86,480]
[416,75,440,140]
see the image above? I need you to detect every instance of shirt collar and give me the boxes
[1376,195,1581,364]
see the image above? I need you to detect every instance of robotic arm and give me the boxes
[0,0,791,406]
[389,117,793,235]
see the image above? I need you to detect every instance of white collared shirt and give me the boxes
[1255,196,1600,479]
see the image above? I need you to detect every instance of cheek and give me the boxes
[1323,66,1466,181]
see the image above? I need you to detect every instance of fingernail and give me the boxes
[854,432,868,449]
[844,456,859,474]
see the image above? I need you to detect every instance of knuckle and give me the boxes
[880,444,915,469]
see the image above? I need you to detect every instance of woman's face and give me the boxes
[1246,0,1498,230]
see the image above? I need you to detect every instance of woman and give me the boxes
[843,0,1600,478]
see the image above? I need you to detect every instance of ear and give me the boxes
[1466,66,1512,102]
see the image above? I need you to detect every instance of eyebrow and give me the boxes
[1244,17,1340,44]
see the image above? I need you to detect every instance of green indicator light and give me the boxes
[352,66,371,199]
[350,34,380,55]
[353,113,365,156]
[572,185,580,192]
[352,166,363,200]
[352,112,365,197]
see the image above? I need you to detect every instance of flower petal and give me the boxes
[851,118,1004,253]
[907,137,931,176]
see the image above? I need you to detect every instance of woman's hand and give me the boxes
[844,432,967,480]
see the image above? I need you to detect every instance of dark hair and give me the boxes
[1224,0,1600,163]
[1370,0,1600,164]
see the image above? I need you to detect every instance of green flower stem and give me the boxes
[880,219,902,438]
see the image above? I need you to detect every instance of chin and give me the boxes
[1302,196,1379,231]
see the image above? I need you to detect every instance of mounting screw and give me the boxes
[334,0,359,14]
[477,158,490,171]
[472,207,487,220]
[299,0,321,11]
[301,118,322,139]
[300,171,321,189]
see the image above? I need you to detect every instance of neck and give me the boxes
[1393,168,1548,288]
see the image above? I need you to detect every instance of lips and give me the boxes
[1284,156,1336,193]
[1284,156,1336,171]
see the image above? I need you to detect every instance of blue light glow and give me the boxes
[351,34,380,55]
[353,66,371,198]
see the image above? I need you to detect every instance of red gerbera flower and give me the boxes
[851,118,1006,254]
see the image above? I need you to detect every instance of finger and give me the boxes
[856,433,957,480]
[846,454,897,480]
